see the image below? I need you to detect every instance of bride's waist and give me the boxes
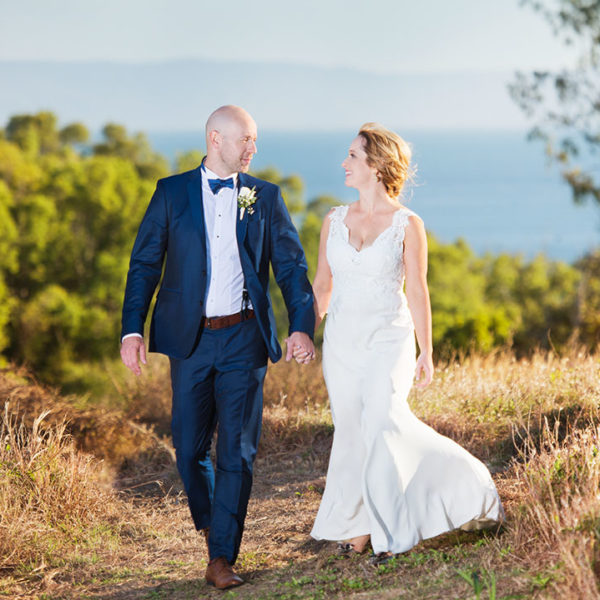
[329,288,407,308]
[324,308,414,341]
[327,297,412,322]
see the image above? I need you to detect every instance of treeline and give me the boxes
[0,112,599,387]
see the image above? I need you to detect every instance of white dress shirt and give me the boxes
[122,164,251,342]
[201,164,251,317]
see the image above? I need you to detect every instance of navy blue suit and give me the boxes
[121,166,314,563]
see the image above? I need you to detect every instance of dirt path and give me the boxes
[32,452,531,600]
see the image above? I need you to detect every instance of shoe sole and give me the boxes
[205,578,245,590]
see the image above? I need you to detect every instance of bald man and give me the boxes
[120,106,315,589]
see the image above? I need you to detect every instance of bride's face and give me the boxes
[342,136,376,189]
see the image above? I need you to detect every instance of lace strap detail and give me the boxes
[327,205,349,236]
[392,207,418,245]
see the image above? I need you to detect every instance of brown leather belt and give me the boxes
[203,309,255,330]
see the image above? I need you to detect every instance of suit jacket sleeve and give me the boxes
[121,180,168,339]
[269,188,315,338]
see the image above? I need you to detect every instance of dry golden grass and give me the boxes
[508,421,600,598]
[1,348,600,598]
[0,404,116,571]
[410,349,600,461]
[0,367,173,471]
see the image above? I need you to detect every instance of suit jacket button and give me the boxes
[199,300,204,306]
[202,269,207,275]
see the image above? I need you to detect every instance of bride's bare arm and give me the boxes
[404,215,434,386]
[312,210,334,331]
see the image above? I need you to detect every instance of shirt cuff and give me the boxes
[121,333,143,343]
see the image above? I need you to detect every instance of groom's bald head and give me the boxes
[206,105,255,137]
[204,105,257,176]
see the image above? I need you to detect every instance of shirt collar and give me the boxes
[201,162,238,185]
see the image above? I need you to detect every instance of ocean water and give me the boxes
[148,130,600,262]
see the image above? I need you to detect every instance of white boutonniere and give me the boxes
[238,186,257,220]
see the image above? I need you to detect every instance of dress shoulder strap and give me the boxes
[327,204,349,231]
[328,204,348,222]
[393,206,418,229]
[392,206,419,246]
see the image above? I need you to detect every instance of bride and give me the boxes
[303,123,504,560]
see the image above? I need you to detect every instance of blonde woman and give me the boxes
[307,124,503,561]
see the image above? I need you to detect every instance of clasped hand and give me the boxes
[122,331,315,373]
[284,331,315,365]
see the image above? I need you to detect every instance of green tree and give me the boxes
[428,237,493,351]
[175,150,205,172]
[0,114,156,383]
[511,255,580,349]
[59,123,89,146]
[2,110,598,388]
[510,0,600,204]
[93,123,169,181]
[574,249,600,347]
[5,112,60,155]
[306,195,339,219]
[253,167,304,214]
[0,180,18,355]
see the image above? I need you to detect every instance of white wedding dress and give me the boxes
[310,205,504,554]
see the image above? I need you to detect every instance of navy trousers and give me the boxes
[169,317,268,564]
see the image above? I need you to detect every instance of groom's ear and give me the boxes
[208,129,221,149]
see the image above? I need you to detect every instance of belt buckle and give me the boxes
[205,317,213,329]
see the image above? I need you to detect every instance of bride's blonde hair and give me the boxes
[358,123,415,198]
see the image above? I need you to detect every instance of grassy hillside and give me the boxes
[1,349,600,599]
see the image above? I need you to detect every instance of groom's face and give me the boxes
[219,116,258,173]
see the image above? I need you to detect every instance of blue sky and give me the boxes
[0,0,577,72]
[0,0,580,131]
[2,0,596,258]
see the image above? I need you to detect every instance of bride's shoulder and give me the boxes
[325,204,349,223]
[398,207,426,248]
[329,204,349,215]
[319,205,347,237]
[394,204,423,227]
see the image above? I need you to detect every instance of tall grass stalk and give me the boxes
[0,403,117,569]
[509,420,600,597]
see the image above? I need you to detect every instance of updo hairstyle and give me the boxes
[358,122,415,198]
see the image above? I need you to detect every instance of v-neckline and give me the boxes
[341,206,403,254]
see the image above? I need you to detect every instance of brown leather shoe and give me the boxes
[205,556,244,590]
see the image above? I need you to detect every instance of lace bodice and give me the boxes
[326,204,417,323]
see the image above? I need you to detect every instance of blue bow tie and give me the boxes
[208,177,235,194]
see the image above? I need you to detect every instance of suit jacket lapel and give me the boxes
[236,172,249,250]
[186,166,208,260]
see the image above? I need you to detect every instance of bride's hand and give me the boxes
[414,353,434,387]
[292,344,314,364]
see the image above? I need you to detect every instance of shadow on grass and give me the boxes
[80,527,515,600]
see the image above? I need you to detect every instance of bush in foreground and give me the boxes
[0,404,119,571]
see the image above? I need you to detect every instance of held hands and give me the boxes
[120,336,147,376]
[285,331,315,365]
[414,352,434,388]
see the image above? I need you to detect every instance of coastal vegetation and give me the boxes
[1,112,600,392]
[1,110,600,597]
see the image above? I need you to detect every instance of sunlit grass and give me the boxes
[1,348,600,597]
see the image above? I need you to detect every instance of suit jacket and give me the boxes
[121,166,315,362]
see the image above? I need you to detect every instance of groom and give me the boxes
[120,105,315,589]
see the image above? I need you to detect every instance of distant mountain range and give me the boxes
[0,59,528,132]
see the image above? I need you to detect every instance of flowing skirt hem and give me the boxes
[374,511,505,555]
[310,527,371,543]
